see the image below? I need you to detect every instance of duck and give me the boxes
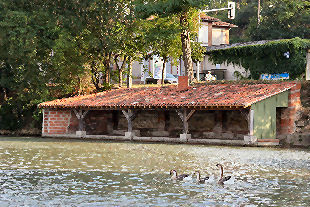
[216,163,231,185]
[193,170,209,184]
[170,169,190,181]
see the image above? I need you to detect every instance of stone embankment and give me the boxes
[280,81,310,147]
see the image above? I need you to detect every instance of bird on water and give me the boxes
[193,170,209,184]
[216,163,231,185]
[170,169,191,181]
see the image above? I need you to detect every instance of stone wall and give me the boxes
[279,82,301,135]
[192,110,248,139]
[85,110,113,135]
[114,109,248,139]
[280,81,310,147]
[41,108,249,139]
[292,82,308,134]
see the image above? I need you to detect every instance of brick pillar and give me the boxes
[280,82,301,134]
[178,76,189,90]
[42,109,72,136]
[208,22,212,46]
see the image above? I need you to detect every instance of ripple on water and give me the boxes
[0,137,309,206]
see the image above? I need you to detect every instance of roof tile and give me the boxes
[200,13,237,28]
[38,83,296,109]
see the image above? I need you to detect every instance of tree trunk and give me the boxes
[257,0,261,26]
[180,12,194,83]
[104,52,112,85]
[161,58,167,85]
[119,67,123,88]
[2,88,7,101]
[90,62,101,91]
[127,57,133,88]
[115,55,127,88]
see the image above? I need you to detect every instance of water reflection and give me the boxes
[0,137,309,206]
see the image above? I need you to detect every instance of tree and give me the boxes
[76,0,149,89]
[76,1,122,91]
[211,0,310,43]
[0,0,85,130]
[113,4,148,88]
[145,16,182,85]
[247,0,310,40]
[135,0,211,83]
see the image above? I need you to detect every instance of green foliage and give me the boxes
[233,71,248,80]
[135,0,210,18]
[191,41,206,63]
[208,38,310,79]
[51,30,85,94]
[145,16,182,60]
[0,0,86,130]
[209,0,310,43]
[248,0,310,40]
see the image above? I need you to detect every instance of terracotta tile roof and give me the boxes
[200,13,237,28]
[38,82,296,109]
[200,13,220,22]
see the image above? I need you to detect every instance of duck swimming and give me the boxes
[193,171,209,184]
[170,169,190,181]
[216,163,231,185]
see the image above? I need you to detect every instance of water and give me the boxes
[0,137,310,206]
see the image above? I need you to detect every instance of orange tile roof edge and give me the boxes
[200,13,237,28]
[38,82,297,110]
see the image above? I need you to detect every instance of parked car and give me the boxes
[165,73,178,84]
[145,73,178,84]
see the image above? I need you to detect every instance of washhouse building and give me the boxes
[38,78,301,146]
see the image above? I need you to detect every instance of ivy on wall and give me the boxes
[207,38,310,80]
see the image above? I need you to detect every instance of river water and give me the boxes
[0,137,310,206]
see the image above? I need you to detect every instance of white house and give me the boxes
[131,14,248,83]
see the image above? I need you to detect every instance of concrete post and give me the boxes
[122,109,134,132]
[122,109,138,139]
[249,109,254,136]
[244,109,257,144]
[73,109,89,137]
[176,109,195,141]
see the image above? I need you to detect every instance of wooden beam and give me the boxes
[186,110,196,122]
[73,109,89,120]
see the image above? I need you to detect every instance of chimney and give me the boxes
[178,76,189,90]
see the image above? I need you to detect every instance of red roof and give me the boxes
[200,13,237,28]
[38,83,296,109]
[200,14,220,22]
